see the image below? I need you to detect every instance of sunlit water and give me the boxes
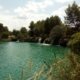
[0,42,68,80]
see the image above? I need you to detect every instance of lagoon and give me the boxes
[0,42,68,80]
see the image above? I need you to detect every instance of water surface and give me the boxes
[0,42,68,80]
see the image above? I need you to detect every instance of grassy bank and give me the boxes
[5,53,80,80]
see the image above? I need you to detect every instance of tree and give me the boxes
[44,16,62,35]
[65,2,80,31]
[68,32,80,54]
[20,27,27,34]
[3,26,9,32]
[44,18,50,35]
[2,26,9,39]
[0,24,9,39]
[49,25,67,45]
[34,20,45,37]
[0,23,4,32]
[12,29,19,37]
[29,21,35,36]
[2,32,9,39]
[18,27,28,41]
[50,16,62,27]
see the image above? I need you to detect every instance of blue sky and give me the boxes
[0,0,80,31]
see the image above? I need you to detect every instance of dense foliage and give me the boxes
[49,25,67,45]
[65,1,80,32]
[68,32,80,54]
[0,23,9,41]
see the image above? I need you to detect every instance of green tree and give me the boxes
[3,26,9,32]
[34,20,45,37]
[2,26,9,39]
[68,32,80,54]
[50,16,62,27]
[2,32,9,39]
[44,18,50,35]
[29,21,35,36]
[44,16,62,36]
[0,24,9,39]
[65,2,80,31]
[12,29,19,37]
[0,23,4,32]
[20,27,27,34]
[18,27,27,41]
[49,25,67,45]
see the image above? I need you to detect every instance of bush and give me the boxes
[68,32,80,54]
[49,25,67,45]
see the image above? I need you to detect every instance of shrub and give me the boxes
[68,32,80,54]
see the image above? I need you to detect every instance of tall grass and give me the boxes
[31,53,80,80]
[7,53,80,80]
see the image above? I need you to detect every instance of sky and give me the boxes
[0,0,80,31]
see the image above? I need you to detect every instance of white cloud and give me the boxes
[12,0,53,30]
[56,0,73,3]
[0,7,27,31]
[51,6,67,21]
[14,0,53,17]
[0,5,3,10]
[0,0,79,31]
[0,0,53,31]
[4,10,10,14]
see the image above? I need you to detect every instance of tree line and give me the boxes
[0,2,80,52]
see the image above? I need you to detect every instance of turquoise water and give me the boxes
[0,42,68,80]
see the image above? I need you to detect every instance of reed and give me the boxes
[7,53,80,80]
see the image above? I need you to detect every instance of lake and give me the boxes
[0,42,68,80]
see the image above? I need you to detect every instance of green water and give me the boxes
[0,42,68,80]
